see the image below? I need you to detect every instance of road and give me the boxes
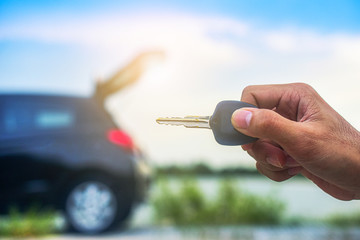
[28,226,360,240]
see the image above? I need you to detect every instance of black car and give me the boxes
[0,94,151,233]
[0,52,162,234]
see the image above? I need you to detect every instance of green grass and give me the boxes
[151,178,286,226]
[0,206,57,238]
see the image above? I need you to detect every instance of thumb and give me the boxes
[231,108,301,145]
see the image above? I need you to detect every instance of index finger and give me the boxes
[241,84,297,110]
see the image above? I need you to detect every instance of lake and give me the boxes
[192,176,360,218]
[131,176,360,227]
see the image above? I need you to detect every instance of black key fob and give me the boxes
[210,101,258,145]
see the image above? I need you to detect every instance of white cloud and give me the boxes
[2,12,360,167]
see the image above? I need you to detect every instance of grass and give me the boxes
[0,206,57,238]
[151,178,286,226]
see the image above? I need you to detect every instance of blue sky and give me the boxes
[1,0,359,94]
[1,1,360,167]
[1,0,360,32]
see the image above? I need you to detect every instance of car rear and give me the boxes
[0,94,151,233]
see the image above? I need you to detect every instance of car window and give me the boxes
[1,100,75,136]
[3,108,33,134]
[35,110,74,129]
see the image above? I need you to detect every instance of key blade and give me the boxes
[156,116,211,129]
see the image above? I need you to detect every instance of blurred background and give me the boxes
[1,0,360,239]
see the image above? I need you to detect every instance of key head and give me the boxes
[210,100,258,146]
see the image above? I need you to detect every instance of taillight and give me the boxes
[107,129,135,153]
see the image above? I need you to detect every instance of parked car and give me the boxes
[0,93,151,233]
[0,52,162,234]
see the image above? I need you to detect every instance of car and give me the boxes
[0,52,162,234]
[0,93,151,233]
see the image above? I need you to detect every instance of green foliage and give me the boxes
[213,179,285,225]
[152,178,285,226]
[326,212,360,227]
[152,179,208,225]
[0,206,57,237]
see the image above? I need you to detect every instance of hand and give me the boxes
[231,83,360,200]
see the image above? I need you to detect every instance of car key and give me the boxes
[156,100,258,146]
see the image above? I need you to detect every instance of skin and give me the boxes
[231,83,360,201]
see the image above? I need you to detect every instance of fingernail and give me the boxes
[285,156,300,167]
[232,110,252,129]
[288,167,302,176]
[266,157,282,168]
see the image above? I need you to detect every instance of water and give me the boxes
[194,176,360,218]
[132,176,360,227]
[50,176,360,239]
[126,177,360,240]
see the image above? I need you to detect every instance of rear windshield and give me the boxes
[0,100,75,136]
[0,96,116,137]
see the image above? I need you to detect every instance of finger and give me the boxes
[241,84,291,109]
[256,161,289,172]
[246,148,282,172]
[241,143,254,151]
[256,162,295,182]
[243,138,301,169]
[232,108,304,146]
[240,83,312,110]
[302,169,355,201]
[248,139,287,168]
[284,155,301,167]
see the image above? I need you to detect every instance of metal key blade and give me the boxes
[156,116,211,129]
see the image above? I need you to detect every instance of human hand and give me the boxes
[231,83,360,200]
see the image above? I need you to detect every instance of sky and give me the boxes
[1,0,360,168]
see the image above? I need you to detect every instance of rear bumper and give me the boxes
[133,158,152,203]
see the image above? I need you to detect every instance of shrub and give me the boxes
[152,178,285,226]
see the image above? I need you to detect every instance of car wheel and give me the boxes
[63,176,129,234]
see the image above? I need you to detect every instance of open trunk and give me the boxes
[94,51,164,104]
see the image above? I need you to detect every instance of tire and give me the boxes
[63,175,132,234]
